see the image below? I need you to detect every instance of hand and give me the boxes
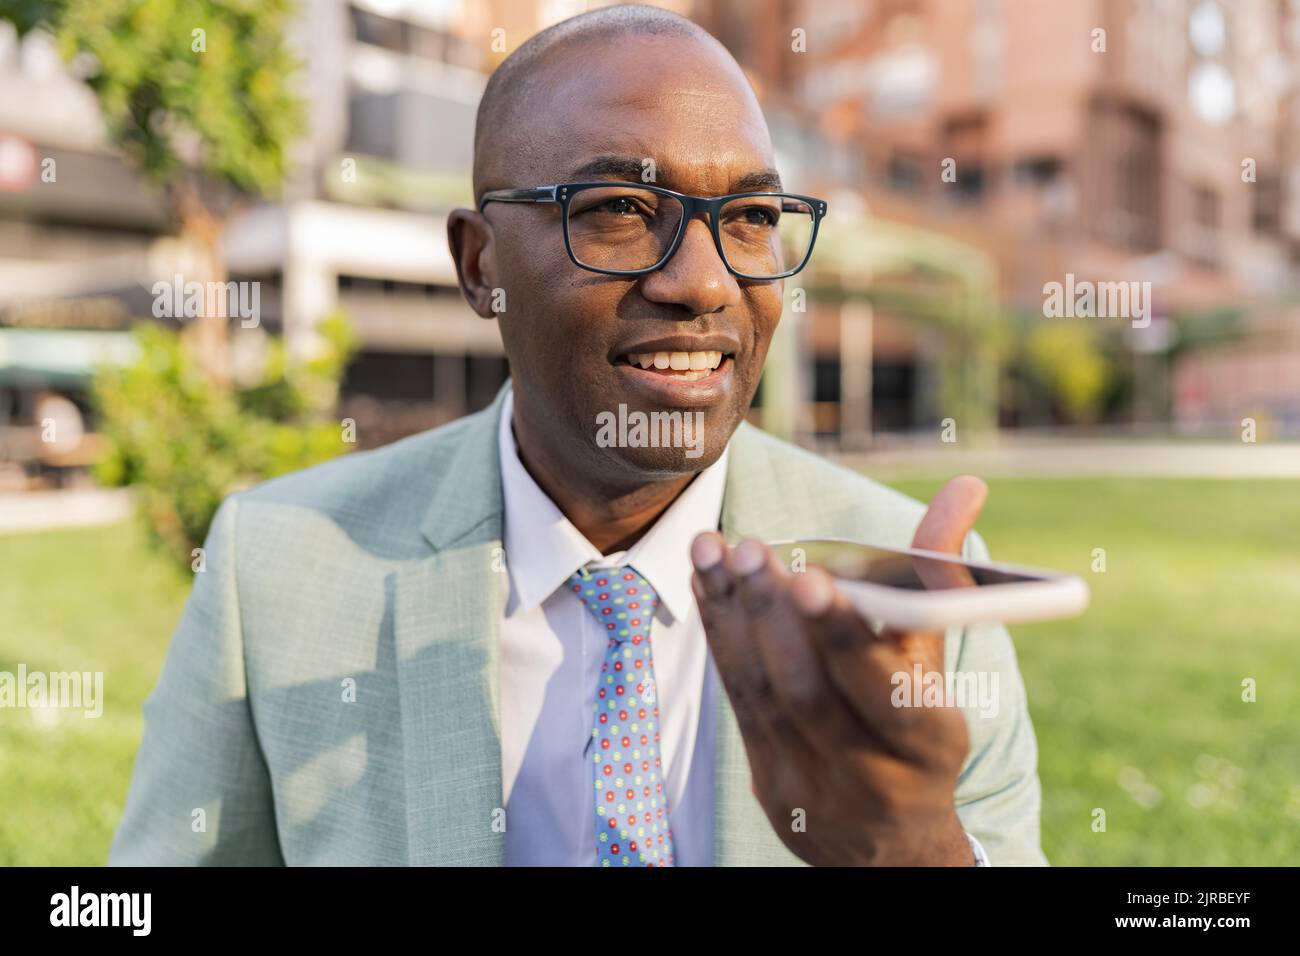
[690,475,989,866]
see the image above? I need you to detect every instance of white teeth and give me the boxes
[623,350,728,376]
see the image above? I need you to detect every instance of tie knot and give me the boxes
[567,565,659,643]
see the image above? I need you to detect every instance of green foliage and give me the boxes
[2,0,303,195]
[91,314,356,569]
[1023,322,1113,424]
[0,0,55,34]
[1170,307,1246,356]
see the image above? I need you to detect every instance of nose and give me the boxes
[639,216,741,315]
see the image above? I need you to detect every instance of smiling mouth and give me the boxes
[617,350,730,381]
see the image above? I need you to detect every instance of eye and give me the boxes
[574,194,655,218]
[596,197,641,216]
[734,205,778,227]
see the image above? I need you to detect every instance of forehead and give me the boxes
[518,35,775,192]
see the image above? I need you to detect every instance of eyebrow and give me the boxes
[731,169,784,192]
[566,154,784,192]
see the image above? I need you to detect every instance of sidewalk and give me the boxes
[0,488,134,535]
[836,440,1300,479]
[1,439,1295,536]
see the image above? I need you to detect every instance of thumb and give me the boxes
[909,475,988,592]
[912,474,988,554]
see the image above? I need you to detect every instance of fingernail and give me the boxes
[791,570,833,617]
[729,539,766,577]
[692,534,723,571]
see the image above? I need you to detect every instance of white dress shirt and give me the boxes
[499,388,725,865]
[495,387,988,867]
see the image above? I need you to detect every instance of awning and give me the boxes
[0,328,139,388]
[810,204,997,292]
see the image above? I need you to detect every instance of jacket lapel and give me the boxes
[396,387,509,865]
[394,404,810,866]
[711,423,813,866]
[711,675,806,866]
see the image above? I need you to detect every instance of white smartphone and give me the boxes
[768,538,1089,632]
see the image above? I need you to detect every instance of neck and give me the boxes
[511,412,694,555]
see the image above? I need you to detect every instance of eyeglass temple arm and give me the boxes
[478,186,559,211]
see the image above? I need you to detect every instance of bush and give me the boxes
[1023,322,1113,425]
[92,314,356,570]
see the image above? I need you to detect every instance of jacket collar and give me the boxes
[400,383,802,865]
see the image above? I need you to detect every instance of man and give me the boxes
[110,5,1046,867]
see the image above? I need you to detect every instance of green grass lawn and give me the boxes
[2,478,1298,865]
[0,520,190,866]
[891,478,1300,865]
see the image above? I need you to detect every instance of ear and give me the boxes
[447,208,500,319]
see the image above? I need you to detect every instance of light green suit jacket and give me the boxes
[109,384,1047,866]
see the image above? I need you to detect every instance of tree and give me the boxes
[93,313,356,570]
[3,1,355,563]
[1023,321,1113,425]
[3,0,304,381]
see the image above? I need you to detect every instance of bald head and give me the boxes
[449,4,788,492]
[472,5,750,202]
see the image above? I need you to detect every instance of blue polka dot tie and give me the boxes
[569,564,676,867]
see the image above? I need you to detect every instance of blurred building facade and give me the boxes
[697,0,1300,438]
[3,0,1299,482]
[0,22,170,485]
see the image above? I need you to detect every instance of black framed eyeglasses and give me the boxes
[478,182,827,280]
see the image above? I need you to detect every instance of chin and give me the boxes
[587,393,747,468]
[597,440,727,478]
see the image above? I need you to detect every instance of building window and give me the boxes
[342,351,433,402]
[872,361,916,432]
[887,152,924,194]
[952,164,986,202]
[466,355,509,411]
[1188,184,1219,265]
[942,113,989,203]
[1012,156,1061,188]
[1091,100,1162,249]
[350,6,405,53]
[346,91,398,161]
[1253,172,1281,235]
[813,358,841,403]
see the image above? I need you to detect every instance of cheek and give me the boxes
[740,285,784,370]
[498,231,563,306]
[494,238,573,355]
[496,256,626,398]
[754,282,785,330]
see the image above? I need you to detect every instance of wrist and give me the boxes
[922,810,977,866]
[854,807,973,866]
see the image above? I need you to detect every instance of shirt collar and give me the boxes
[498,385,728,623]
